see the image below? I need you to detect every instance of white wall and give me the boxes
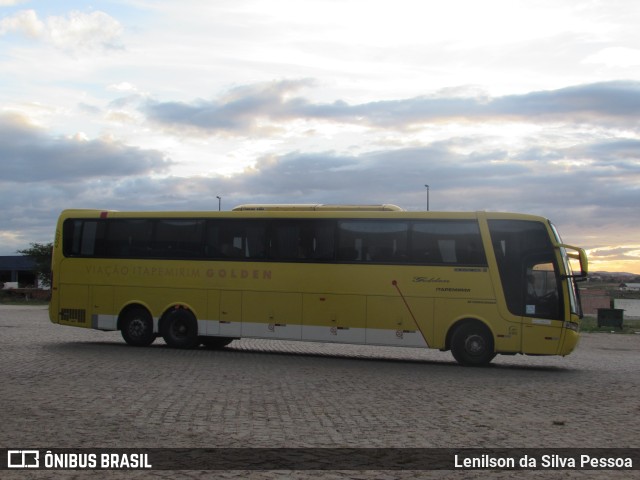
[613,299,640,319]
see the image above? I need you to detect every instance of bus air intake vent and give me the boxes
[60,308,86,323]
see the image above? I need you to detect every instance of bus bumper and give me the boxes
[560,322,580,355]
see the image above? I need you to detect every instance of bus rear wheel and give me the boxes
[450,322,496,366]
[162,309,199,349]
[121,308,155,347]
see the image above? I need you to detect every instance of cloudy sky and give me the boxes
[1,0,639,273]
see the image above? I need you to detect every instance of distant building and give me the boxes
[0,256,38,288]
[619,283,640,292]
[580,289,611,314]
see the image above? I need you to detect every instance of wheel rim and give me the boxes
[130,318,146,337]
[464,334,486,356]
[171,320,188,338]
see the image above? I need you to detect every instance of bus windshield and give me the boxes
[550,223,585,317]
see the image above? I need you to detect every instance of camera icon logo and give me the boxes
[7,450,40,468]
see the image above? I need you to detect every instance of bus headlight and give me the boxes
[564,321,579,332]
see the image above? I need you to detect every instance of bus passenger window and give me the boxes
[269,221,335,261]
[245,225,266,258]
[337,221,408,263]
[411,221,486,265]
[205,221,267,260]
[152,219,204,258]
[63,219,106,257]
[105,219,153,258]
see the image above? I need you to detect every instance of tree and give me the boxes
[17,242,53,288]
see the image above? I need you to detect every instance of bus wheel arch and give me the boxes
[160,306,199,349]
[447,319,496,366]
[119,305,155,347]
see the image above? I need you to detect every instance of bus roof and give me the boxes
[232,204,405,212]
[55,208,549,223]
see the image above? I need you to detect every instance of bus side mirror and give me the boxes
[558,244,588,280]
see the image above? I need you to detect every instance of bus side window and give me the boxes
[411,221,486,265]
[205,221,266,260]
[104,219,153,258]
[269,221,336,261]
[311,223,336,261]
[525,260,561,319]
[271,223,302,260]
[337,221,408,263]
[152,219,204,258]
[207,223,243,258]
[245,225,267,258]
[63,219,105,257]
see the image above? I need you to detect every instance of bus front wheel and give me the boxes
[162,309,199,349]
[450,322,496,366]
[121,308,155,347]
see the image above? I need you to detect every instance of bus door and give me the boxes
[520,254,565,355]
[488,219,565,355]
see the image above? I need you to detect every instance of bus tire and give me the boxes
[200,337,234,349]
[162,309,199,349]
[120,308,155,347]
[450,322,496,366]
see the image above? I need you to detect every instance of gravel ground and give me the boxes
[1,305,638,479]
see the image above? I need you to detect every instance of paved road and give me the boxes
[1,305,639,479]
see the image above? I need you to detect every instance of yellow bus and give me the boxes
[49,205,587,366]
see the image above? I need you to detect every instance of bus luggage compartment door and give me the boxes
[242,291,302,340]
[219,290,242,337]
